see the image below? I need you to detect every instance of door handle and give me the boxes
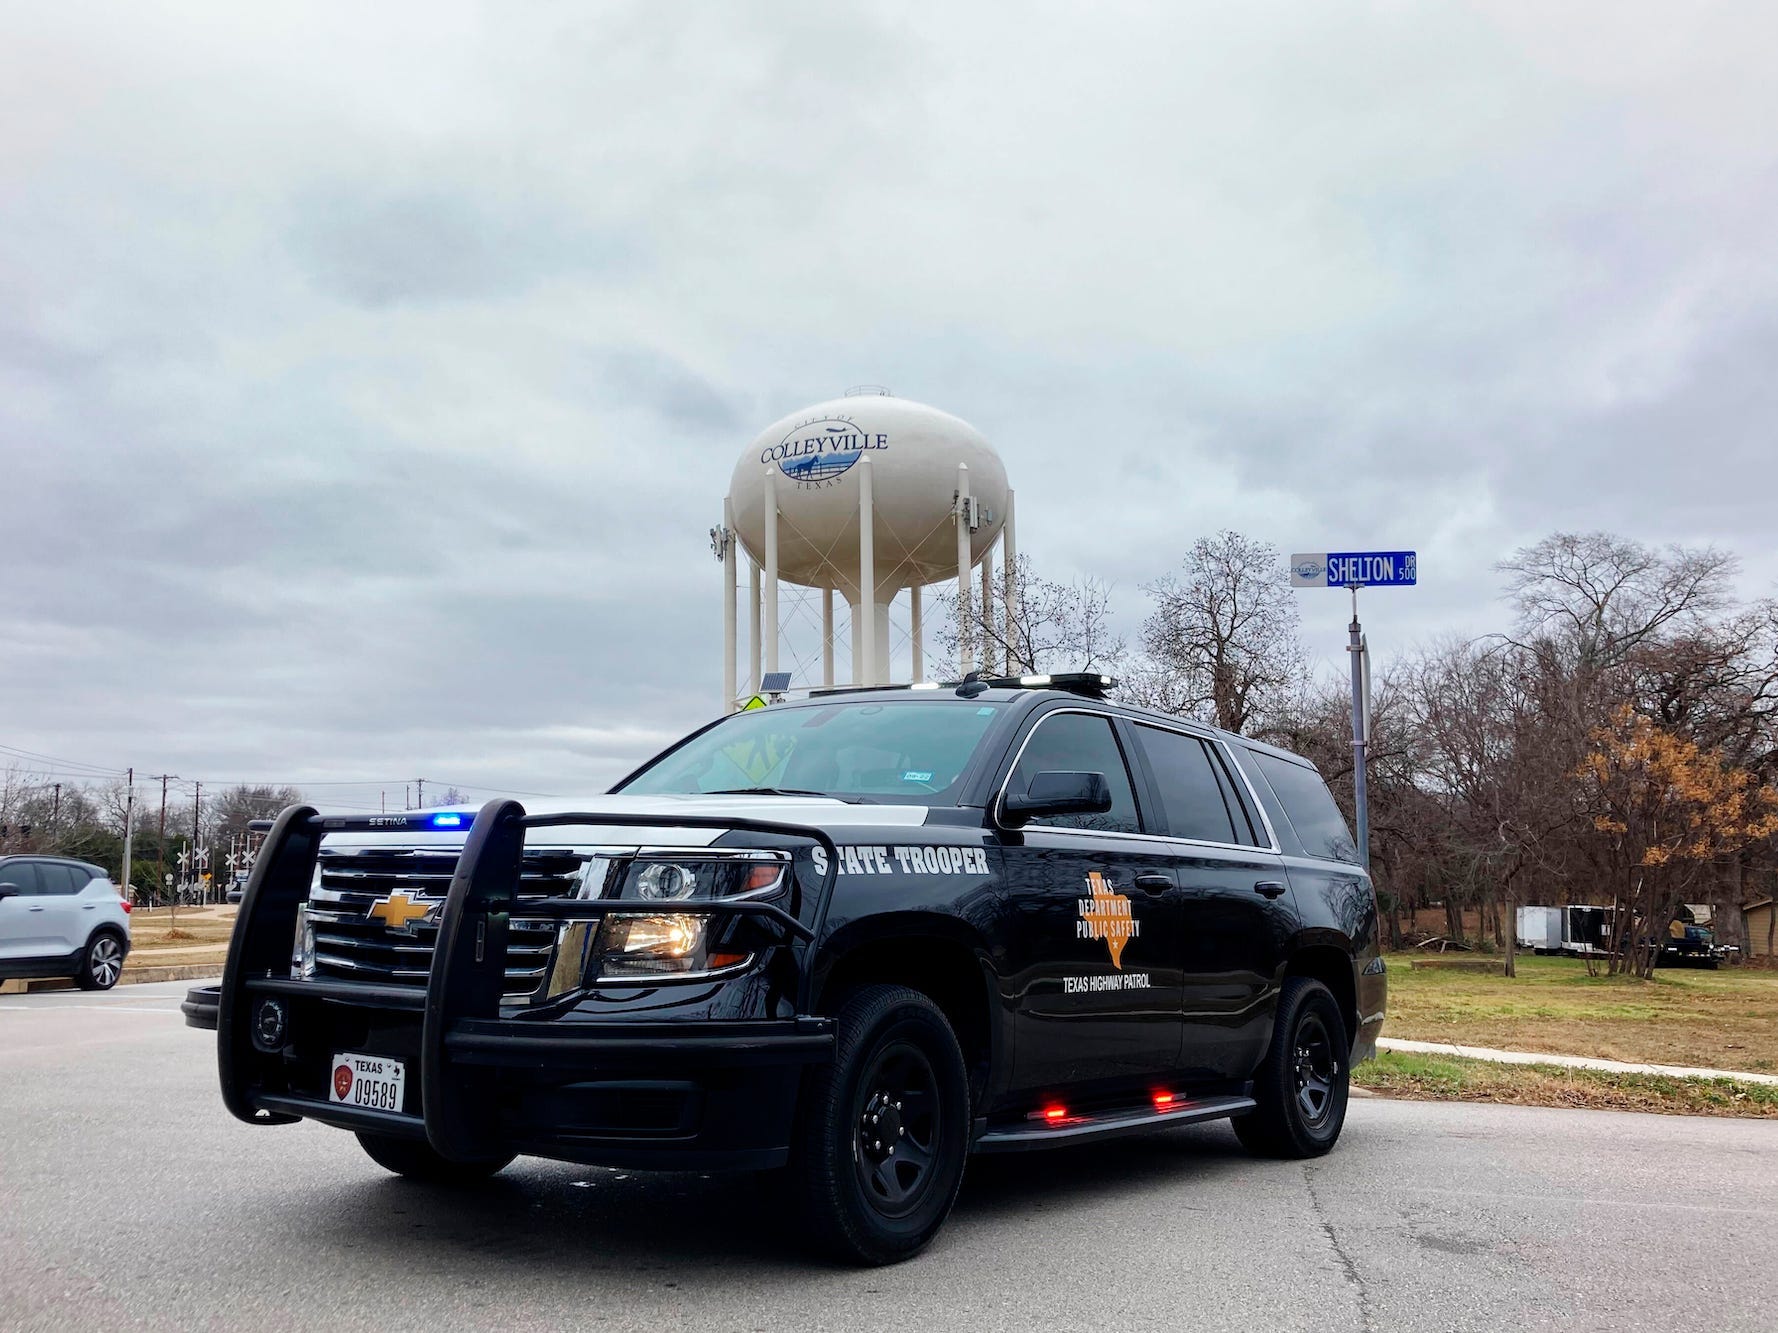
[1134,873,1174,894]
[28,905,45,912]
[83,903,97,910]
[1253,881,1287,899]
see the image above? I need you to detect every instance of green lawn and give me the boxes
[1381,953,1778,1073]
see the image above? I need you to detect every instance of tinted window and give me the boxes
[37,864,85,895]
[1008,712,1140,834]
[618,700,1002,802]
[1135,725,1236,843]
[1207,745,1264,846]
[0,862,42,895]
[1251,753,1358,863]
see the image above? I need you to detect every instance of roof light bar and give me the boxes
[808,672,1116,701]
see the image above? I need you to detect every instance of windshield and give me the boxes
[616,700,1004,803]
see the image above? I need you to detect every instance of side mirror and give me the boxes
[0,883,20,901]
[1001,770,1114,827]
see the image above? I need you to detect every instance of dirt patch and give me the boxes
[1355,1050,1778,1117]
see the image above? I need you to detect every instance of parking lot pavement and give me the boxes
[3,983,1776,1332]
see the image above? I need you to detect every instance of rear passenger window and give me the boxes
[1008,712,1141,834]
[36,864,84,895]
[1207,745,1264,846]
[1251,754,1358,863]
[1134,726,1236,843]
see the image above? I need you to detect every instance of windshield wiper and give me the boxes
[707,787,876,804]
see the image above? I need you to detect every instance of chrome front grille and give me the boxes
[306,846,590,999]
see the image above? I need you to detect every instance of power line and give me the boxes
[0,756,589,804]
[0,742,127,777]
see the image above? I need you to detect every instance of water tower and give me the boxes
[713,389,1016,708]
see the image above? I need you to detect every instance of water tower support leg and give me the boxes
[956,463,973,674]
[1003,489,1018,673]
[763,467,779,678]
[980,547,995,676]
[859,455,876,686]
[910,585,923,681]
[748,557,762,697]
[821,589,834,687]
[723,498,737,711]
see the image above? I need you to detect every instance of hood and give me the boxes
[319,792,932,852]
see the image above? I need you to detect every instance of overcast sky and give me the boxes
[4,1,1776,807]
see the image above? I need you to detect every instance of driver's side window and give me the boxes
[1008,712,1140,834]
[0,863,42,897]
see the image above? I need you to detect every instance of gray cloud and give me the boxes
[2,1,1776,800]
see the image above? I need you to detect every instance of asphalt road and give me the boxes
[3,981,1774,1332]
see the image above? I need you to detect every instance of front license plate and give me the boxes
[329,1052,406,1113]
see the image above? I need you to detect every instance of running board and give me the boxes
[973,1095,1256,1153]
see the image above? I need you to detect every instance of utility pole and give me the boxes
[154,775,174,910]
[188,781,201,917]
[415,778,425,809]
[50,783,61,847]
[120,768,135,900]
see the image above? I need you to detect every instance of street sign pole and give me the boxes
[1293,549,1413,874]
[1347,585,1370,871]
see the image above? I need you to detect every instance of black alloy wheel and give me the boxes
[791,984,970,1265]
[854,1041,942,1218]
[1233,975,1350,1159]
[1292,1010,1336,1129]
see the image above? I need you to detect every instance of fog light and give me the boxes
[253,997,288,1050]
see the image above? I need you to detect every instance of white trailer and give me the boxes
[1516,905,1563,952]
[1516,905,1616,956]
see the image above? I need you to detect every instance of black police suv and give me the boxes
[198,675,1385,1264]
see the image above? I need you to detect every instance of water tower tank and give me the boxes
[728,393,1008,604]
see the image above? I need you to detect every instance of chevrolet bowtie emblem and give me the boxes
[367,892,436,932]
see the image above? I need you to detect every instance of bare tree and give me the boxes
[929,554,1126,678]
[1133,531,1306,734]
[209,785,304,844]
[1500,532,1737,673]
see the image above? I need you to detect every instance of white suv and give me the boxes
[0,856,132,989]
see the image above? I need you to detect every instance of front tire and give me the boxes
[791,984,970,1265]
[355,1132,514,1183]
[76,931,126,990]
[1234,976,1350,1159]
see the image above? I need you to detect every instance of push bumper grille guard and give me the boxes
[219,799,840,1160]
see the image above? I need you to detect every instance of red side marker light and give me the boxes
[1153,1092,1174,1110]
[1044,1104,1068,1123]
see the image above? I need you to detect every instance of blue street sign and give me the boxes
[1290,550,1417,588]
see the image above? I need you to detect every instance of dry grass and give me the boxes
[1384,952,1778,1073]
[1356,1050,1778,1118]
[126,907,237,953]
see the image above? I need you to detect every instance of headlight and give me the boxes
[579,851,786,983]
[615,851,786,902]
[593,912,743,979]
[635,862,699,901]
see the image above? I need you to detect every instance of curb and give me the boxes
[1377,1036,1778,1086]
[1,962,225,995]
